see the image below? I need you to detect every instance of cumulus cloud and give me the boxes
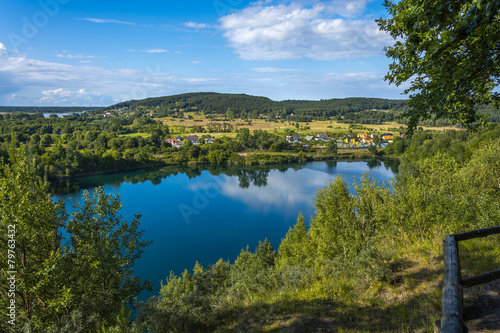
[37,88,94,104]
[219,2,392,60]
[327,0,375,17]
[0,42,7,56]
[0,56,220,105]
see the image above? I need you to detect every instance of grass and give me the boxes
[211,227,500,332]
[157,115,459,138]
[119,132,151,138]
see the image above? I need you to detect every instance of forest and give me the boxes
[106,93,407,122]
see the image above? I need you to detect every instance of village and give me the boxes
[162,131,404,149]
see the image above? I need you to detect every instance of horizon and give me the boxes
[0,91,409,108]
[1,0,408,107]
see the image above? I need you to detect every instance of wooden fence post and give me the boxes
[441,235,463,333]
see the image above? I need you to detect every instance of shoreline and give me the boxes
[47,149,398,181]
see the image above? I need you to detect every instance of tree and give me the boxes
[0,146,67,331]
[277,213,313,268]
[40,133,53,147]
[0,147,152,331]
[326,140,337,154]
[63,187,153,328]
[378,0,500,132]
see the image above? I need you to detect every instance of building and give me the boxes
[286,135,301,143]
[186,136,200,145]
[345,137,360,144]
[316,133,330,141]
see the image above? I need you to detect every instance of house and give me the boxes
[204,138,214,144]
[166,138,179,144]
[399,132,406,138]
[362,137,374,144]
[186,136,200,144]
[357,133,368,139]
[305,135,314,141]
[381,133,394,140]
[166,138,182,148]
[316,133,330,141]
[286,135,301,143]
[345,137,360,144]
[176,136,183,141]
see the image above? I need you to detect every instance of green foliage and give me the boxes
[0,148,151,331]
[378,0,500,132]
[326,139,337,154]
[309,177,357,261]
[276,213,314,268]
[62,187,152,325]
[0,147,67,331]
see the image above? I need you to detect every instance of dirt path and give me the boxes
[464,280,500,332]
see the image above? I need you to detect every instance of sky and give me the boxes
[0,0,407,106]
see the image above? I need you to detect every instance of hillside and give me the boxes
[106,92,408,123]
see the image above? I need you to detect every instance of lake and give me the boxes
[50,159,399,300]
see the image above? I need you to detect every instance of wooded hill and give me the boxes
[106,92,408,122]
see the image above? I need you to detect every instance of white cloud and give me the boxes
[327,0,375,17]
[183,22,211,29]
[191,60,203,65]
[0,42,7,56]
[219,2,392,60]
[0,56,221,105]
[77,18,135,25]
[37,88,95,104]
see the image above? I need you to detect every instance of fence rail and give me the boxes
[440,226,500,333]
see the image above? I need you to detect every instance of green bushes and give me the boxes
[0,147,152,332]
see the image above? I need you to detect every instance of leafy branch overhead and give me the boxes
[378,0,500,132]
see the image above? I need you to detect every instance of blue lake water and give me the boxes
[50,160,398,300]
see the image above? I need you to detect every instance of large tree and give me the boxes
[378,0,500,132]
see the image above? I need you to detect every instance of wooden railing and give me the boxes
[440,226,500,332]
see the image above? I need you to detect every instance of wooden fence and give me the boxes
[440,226,500,332]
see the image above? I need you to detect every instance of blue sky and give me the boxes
[0,0,407,106]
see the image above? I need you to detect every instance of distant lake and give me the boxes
[43,112,80,118]
[50,160,399,300]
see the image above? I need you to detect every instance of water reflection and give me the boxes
[49,159,399,196]
[214,168,332,213]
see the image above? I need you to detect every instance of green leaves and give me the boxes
[378,0,500,132]
[0,148,151,331]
